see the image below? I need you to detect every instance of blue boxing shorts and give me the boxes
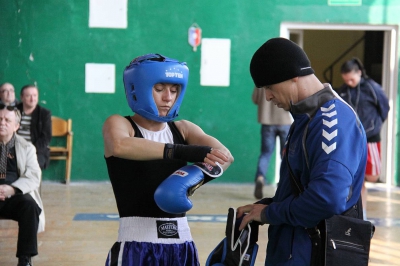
[105,216,199,266]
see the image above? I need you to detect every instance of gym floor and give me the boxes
[0,181,399,265]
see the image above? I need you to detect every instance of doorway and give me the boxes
[281,23,398,186]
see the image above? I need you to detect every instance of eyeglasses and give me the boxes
[0,90,14,93]
[0,103,17,111]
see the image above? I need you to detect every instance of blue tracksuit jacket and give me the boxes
[263,86,367,265]
[339,77,389,141]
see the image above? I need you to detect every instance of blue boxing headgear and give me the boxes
[123,53,189,122]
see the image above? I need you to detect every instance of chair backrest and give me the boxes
[51,116,71,137]
[50,116,73,183]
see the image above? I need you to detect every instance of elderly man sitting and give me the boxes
[0,101,44,266]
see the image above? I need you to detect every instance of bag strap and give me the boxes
[285,125,304,195]
[285,125,324,266]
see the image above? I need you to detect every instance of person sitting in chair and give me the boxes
[0,101,44,266]
[16,85,52,170]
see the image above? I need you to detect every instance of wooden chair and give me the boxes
[50,116,73,184]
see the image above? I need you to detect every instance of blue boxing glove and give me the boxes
[154,163,223,214]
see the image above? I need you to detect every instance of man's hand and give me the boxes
[237,204,268,230]
[0,185,16,201]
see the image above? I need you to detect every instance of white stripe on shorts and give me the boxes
[368,142,381,176]
[117,242,124,266]
[117,216,193,244]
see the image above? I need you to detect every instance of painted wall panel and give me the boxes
[0,0,398,185]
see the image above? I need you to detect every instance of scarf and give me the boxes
[0,133,16,179]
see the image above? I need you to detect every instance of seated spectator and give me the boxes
[16,85,51,170]
[0,82,19,105]
[0,103,44,266]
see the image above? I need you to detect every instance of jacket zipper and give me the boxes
[330,239,364,251]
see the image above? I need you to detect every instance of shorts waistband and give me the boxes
[118,216,193,244]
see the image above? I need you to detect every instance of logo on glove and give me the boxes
[157,220,180,239]
[173,170,189,177]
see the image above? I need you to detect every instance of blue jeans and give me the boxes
[255,124,290,183]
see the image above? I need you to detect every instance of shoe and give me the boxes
[18,256,32,266]
[254,177,264,199]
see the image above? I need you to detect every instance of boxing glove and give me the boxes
[154,163,223,214]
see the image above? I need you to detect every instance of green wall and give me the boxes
[1,0,399,185]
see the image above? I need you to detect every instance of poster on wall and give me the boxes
[85,63,115,93]
[200,38,231,87]
[89,0,128,28]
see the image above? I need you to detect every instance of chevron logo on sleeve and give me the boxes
[323,119,337,128]
[322,110,337,118]
[322,142,337,154]
[323,129,338,141]
[321,104,338,154]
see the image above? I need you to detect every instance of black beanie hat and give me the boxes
[250,37,314,87]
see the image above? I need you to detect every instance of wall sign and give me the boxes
[188,23,202,52]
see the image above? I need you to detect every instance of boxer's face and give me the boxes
[152,83,180,117]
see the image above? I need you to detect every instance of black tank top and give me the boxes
[105,117,187,218]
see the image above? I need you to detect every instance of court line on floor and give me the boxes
[73,213,399,226]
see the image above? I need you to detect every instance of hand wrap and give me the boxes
[163,143,212,163]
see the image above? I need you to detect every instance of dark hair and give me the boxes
[20,84,38,96]
[340,57,369,79]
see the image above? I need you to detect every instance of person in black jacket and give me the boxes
[339,57,390,219]
[17,85,52,170]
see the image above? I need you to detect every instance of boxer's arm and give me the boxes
[175,120,234,171]
[103,115,165,160]
[102,115,233,167]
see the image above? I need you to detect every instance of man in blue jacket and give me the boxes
[237,38,367,265]
[339,57,390,219]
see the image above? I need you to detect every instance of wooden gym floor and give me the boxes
[0,181,399,265]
